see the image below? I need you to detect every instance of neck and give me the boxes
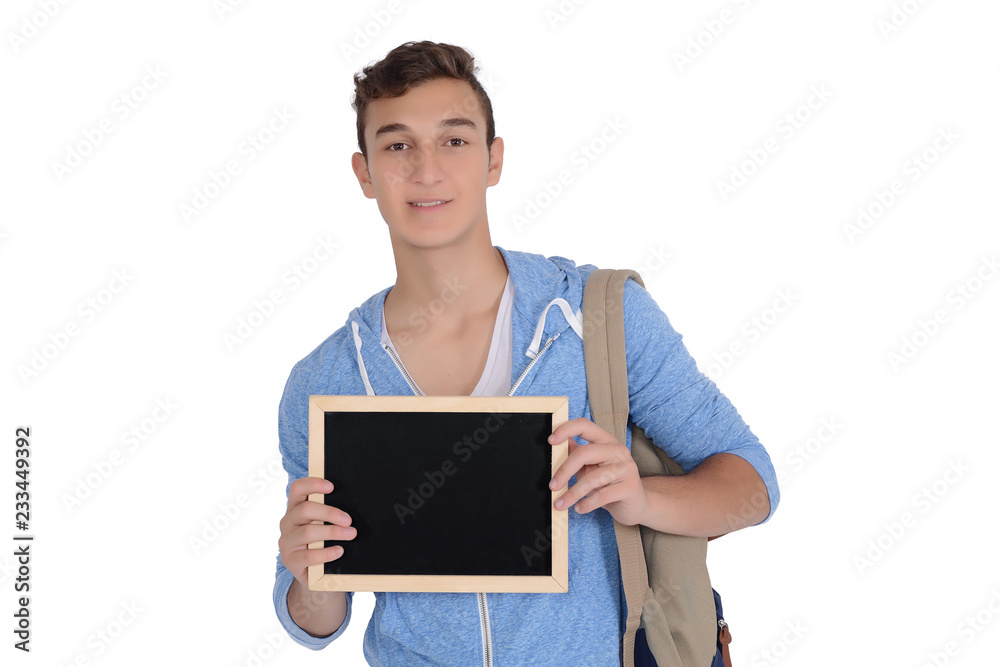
[384,228,509,335]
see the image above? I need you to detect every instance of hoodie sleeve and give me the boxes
[621,278,780,524]
[273,361,355,648]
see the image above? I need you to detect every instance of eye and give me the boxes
[446,138,467,147]
[386,142,408,152]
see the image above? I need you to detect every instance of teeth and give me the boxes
[412,201,445,207]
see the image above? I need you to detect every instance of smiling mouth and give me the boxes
[408,200,451,208]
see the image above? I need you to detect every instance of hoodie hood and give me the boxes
[345,245,590,396]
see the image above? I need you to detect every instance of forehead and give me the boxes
[366,77,485,136]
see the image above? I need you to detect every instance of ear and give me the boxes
[351,152,377,199]
[486,136,504,188]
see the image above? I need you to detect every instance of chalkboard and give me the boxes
[307,395,569,593]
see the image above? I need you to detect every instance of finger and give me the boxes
[283,544,346,576]
[310,544,349,565]
[291,499,353,528]
[572,482,629,514]
[553,464,624,511]
[547,429,579,462]
[549,443,623,492]
[278,500,351,533]
[548,417,614,448]
[282,522,357,553]
[287,476,334,509]
[298,522,357,544]
[280,498,352,537]
[297,544,347,567]
[547,417,591,444]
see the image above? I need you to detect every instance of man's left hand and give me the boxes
[548,417,648,526]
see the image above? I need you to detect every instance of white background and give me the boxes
[2,0,999,665]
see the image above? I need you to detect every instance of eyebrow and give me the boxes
[373,117,478,139]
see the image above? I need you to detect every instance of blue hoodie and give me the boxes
[273,245,780,666]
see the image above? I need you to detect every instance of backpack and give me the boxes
[582,268,729,667]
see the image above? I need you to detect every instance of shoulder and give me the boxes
[282,311,373,399]
[290,327,351,379]
[621,274,665,318]
[619,275,688,374]
[279,328,347,408]
[575,264,671,330]
[498,245,600,311]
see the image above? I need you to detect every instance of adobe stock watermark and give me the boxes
[520,511,568,568]
[510,116,628,233]
[854,459,969,575]
[672,0,757,73]
[16,267,134,386]
[632,244,673,285]
[178,106,295,223]
[189,458,284,556]
[387,277,469,350]
[230,628,288,667]
[392,412,514,524]
[703,287,798,381]
[54,600,144,666]
[7,0,73,54]
[917,588,1000,667]
[886,254,997,372]
[544,0,590,31]
[716,84,833,202]
[750,620,808,667]
[51,65,168,183]
[720,486,771,534]
[843,125,959,244]
[61,398,179,514]
[877,0,933,40]
[339,0,412,63]
[774,416,844,488]
[224,235,339,352]
[213,0,249,21]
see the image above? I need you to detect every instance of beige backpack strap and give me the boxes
[582,268,648,667]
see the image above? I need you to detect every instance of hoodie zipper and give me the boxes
[383,333,560,667]
[480,333,558,667]
[383,332,561,399]
[478,593,493,667]
[508,333,559,397]
[382,343,423,396]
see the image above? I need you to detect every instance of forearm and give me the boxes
[287,579,348,638]
[637,453,770,537]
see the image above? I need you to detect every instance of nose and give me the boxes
[409,140,445,186]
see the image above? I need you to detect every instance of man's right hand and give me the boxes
[279,476,356,589]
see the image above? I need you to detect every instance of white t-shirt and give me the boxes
[381,274,514,396]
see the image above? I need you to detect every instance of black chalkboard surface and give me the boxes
[307,395,569,593]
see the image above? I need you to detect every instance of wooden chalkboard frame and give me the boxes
[307,395,569,594]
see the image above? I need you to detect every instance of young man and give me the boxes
[274,41,779,665]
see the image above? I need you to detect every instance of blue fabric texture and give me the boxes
[272,245,780,665]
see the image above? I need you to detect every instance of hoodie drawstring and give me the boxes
[351,320,376,396]
[526,298,583,357]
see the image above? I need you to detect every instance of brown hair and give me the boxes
[352,41,496,159]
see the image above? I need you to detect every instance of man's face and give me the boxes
[352,77,503,249]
